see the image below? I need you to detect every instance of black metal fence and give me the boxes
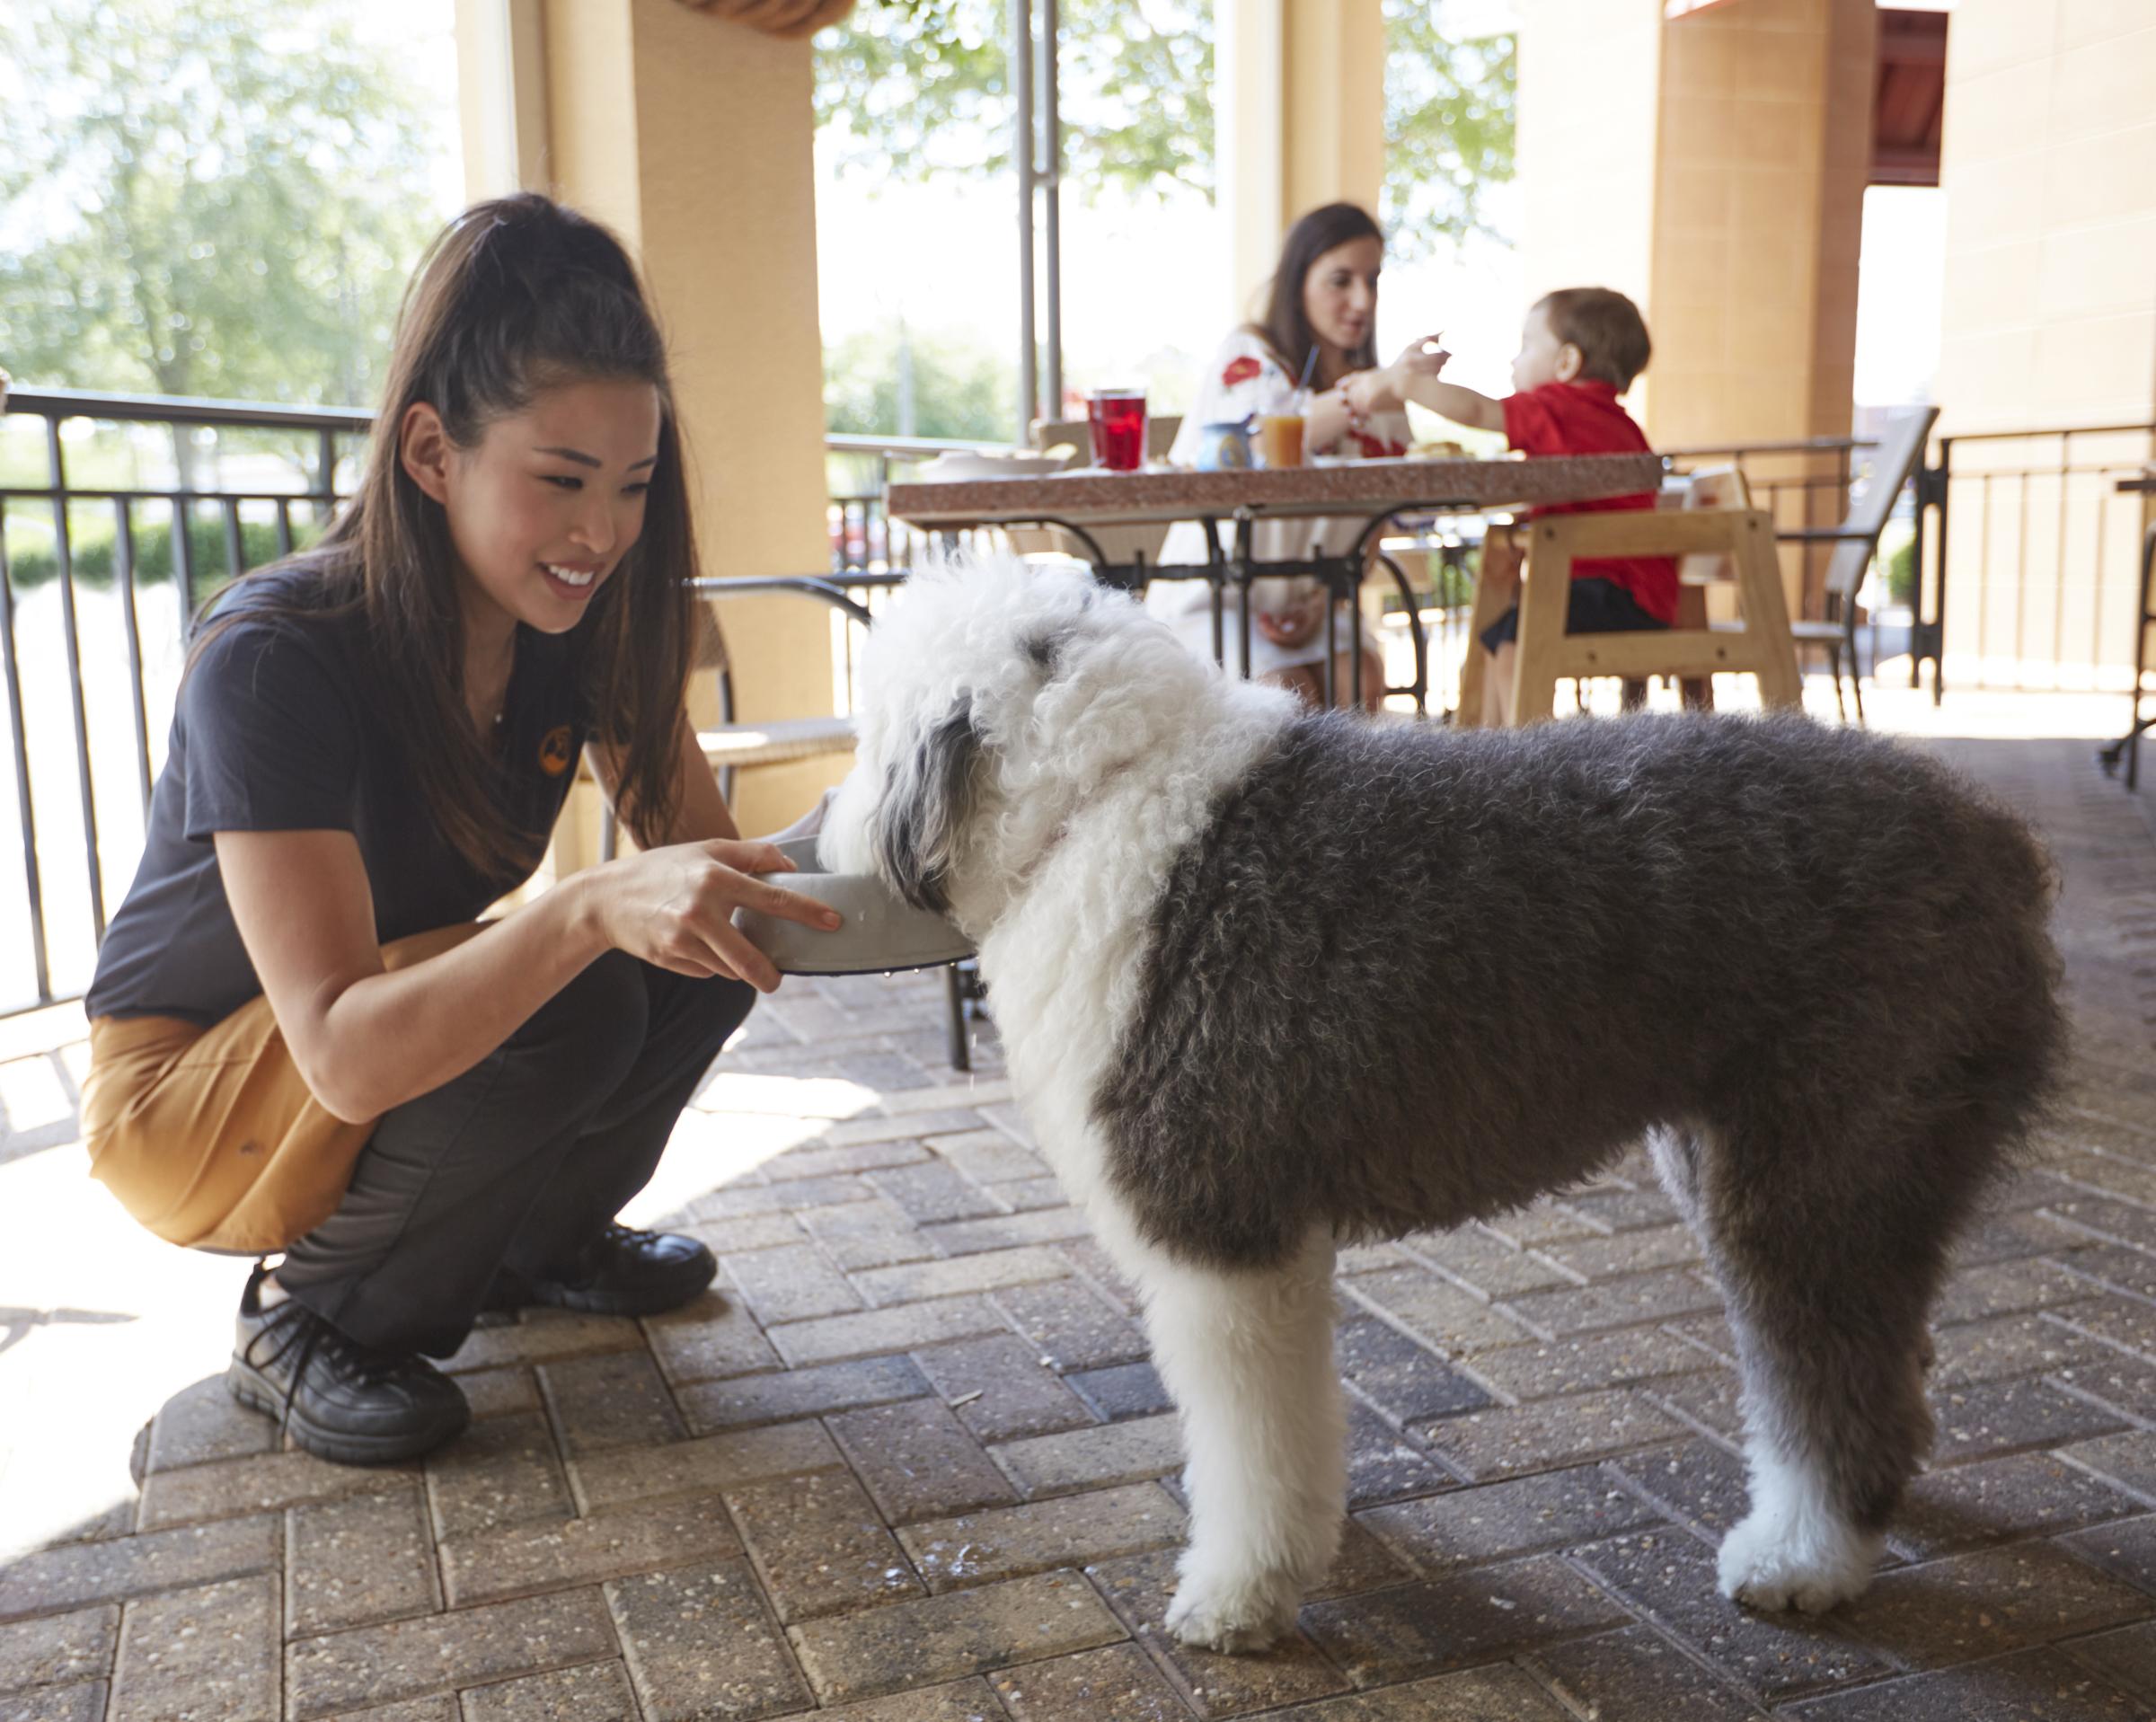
[0,390,1012,1019]
[0,388,369,1011]
[824,431,1012,575]
[4,386,2150,1020]
[817,431,1022,709]
[1917,421,2156,697]
[1660,436,1864,615]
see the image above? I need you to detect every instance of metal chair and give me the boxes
[1782,406,1939,725]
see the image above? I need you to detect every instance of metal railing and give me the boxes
[1915,421,2156,698]
[1660,435,1867,621]
[0,388,1014,1018]
[8,384,2147,1017]
[1654,421,2156,701]
[0,387,370,1011]
[824,431,1021,575]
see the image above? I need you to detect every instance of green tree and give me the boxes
[824,321,1016,443]
[821,0,1215,200]
[1383,4,1515,259]
[818,0,1515,254]
[0,0,444,411]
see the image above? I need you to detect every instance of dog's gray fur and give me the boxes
[876,702,980,915]
[1097,709,2064,1532]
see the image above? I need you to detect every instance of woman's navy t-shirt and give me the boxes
[86,565,587,1025]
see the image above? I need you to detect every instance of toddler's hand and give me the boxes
[1392,335,1450,381]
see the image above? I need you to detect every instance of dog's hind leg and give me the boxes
[1134,1223,1346,1653]
[1670,1117,1955,1614]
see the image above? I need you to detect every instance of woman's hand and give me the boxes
[1340,368,1399,418]
[587,839,840,993]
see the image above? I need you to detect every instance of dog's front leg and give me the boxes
[1135,1224,1345,1653]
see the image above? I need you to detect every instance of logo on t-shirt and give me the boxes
[539,725,574,777]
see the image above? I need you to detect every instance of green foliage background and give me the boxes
[819,1,1515,436]
[827,0,1516,258]
[0,0,445,408]
[0,0,1514,447]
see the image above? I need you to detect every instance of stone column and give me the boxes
[455,0,840,849]
[1218,0,1388,326]
[454,0,550,201]
[1642,0,1874,455]
[1516,0,1877,616]
[1931,0,2156,683]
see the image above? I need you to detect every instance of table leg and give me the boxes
[1202,516,1227,668]
[1322,554,1339,709]
[1234,515,1255,682]
[1348,556,1365,709]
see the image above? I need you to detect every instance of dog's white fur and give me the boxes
[821,558,1879,1647]
[1719,1444,1884,1613]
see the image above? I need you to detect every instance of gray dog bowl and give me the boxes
[734,836,975,976]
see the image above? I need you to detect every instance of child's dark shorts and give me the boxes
[1480,576,1669,654]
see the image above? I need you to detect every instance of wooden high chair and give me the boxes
[1458,508,1804,727]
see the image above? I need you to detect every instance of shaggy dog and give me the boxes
[818,556,2065,1652]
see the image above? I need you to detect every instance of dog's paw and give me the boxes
[1164,1568,1300,1653]
[1717,1508,1879,1614]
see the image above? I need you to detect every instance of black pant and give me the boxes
[277,953,755,1357]
[1478,575,1670,654]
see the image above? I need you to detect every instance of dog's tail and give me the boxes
[1934,776,2071,1184]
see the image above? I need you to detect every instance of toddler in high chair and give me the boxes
[1347,287,1675,725]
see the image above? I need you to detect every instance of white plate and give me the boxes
[915,452,1072,482]
[734,837,975,976]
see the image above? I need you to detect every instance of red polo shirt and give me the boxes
[1503,379,1677,623]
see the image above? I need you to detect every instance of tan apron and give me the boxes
[81,923,487,1255]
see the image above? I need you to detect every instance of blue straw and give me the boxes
[1297,345,1320,390]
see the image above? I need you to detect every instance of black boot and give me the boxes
[484,1223,717,1318]
[228,1263,469,1465]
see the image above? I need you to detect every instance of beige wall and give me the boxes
[456,0,841,858]
[1519,0,1872,446]
[1646,0,1873,453]
[1935,0,2156,432]
[1219,0,1388,326]
[1931,0,2156,683]
[1516,0,1663,318]
[1517,0,1873,615]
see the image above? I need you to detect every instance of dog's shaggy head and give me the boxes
[820,556,1261,932]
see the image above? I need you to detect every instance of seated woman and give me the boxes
[1146,202,1410,711]
[78,195,840,1465]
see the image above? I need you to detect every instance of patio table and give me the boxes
[2098,471,2156,790]
[886,451,1666,711]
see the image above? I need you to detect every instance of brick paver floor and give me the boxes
[4,716,2156,1718]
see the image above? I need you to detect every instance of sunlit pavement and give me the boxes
[3,678,2153,1719]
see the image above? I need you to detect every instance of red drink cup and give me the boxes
[1087,390,1147,472]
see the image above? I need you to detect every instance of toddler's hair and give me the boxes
[1536,287,1652,391]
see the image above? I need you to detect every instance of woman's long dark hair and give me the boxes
[189,194,699,879]
[1246,201,1384,382]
